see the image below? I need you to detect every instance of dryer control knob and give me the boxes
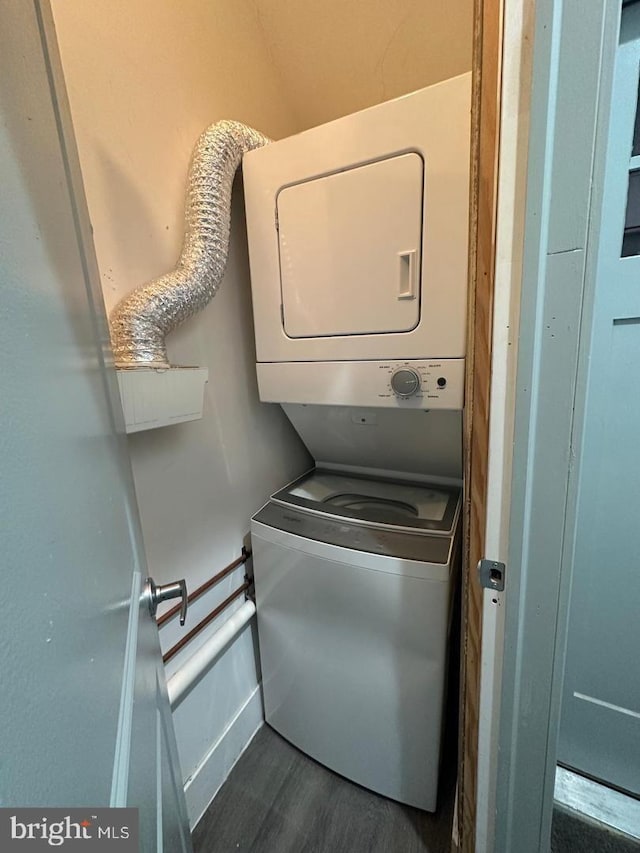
[390,368,421,397]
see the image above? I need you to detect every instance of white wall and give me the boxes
[250,0,474,129]
[51,0,311,826]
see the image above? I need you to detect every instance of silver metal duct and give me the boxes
[109,120,270,368]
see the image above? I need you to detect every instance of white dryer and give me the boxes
[242,74,470,482]
[251,469,461,812]
[243,72,471,405]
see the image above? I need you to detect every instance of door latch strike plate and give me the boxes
[478,559,506,592]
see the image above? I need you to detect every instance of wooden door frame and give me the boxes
[459,2,625,851]
[458,0,503,850]
[493,2,622,850]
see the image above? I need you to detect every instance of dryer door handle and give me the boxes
[398,250,417,300]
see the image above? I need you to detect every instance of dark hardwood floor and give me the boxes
[551,806,640,853]
[192,724,457,853]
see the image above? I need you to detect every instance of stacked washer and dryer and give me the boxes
[242,73,471,812]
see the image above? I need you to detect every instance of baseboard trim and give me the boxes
[554,766,640,841]
[185,684,264,829]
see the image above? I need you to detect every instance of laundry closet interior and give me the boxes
[49,1,482,849]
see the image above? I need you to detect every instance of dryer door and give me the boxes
[278,153,423,338]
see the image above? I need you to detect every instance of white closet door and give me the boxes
[277,153,423,338]
[0,4,191,849]
[558,3,640,796]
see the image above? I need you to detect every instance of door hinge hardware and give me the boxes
[478,559,506,592]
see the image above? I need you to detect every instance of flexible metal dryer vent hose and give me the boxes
[109,120,270,368]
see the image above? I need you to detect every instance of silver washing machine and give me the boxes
[251,468,461,811]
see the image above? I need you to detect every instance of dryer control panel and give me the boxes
[257,359,464,410]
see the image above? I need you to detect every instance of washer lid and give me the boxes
[272,469,460,534]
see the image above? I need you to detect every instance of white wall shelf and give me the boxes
[117,366,208,434]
